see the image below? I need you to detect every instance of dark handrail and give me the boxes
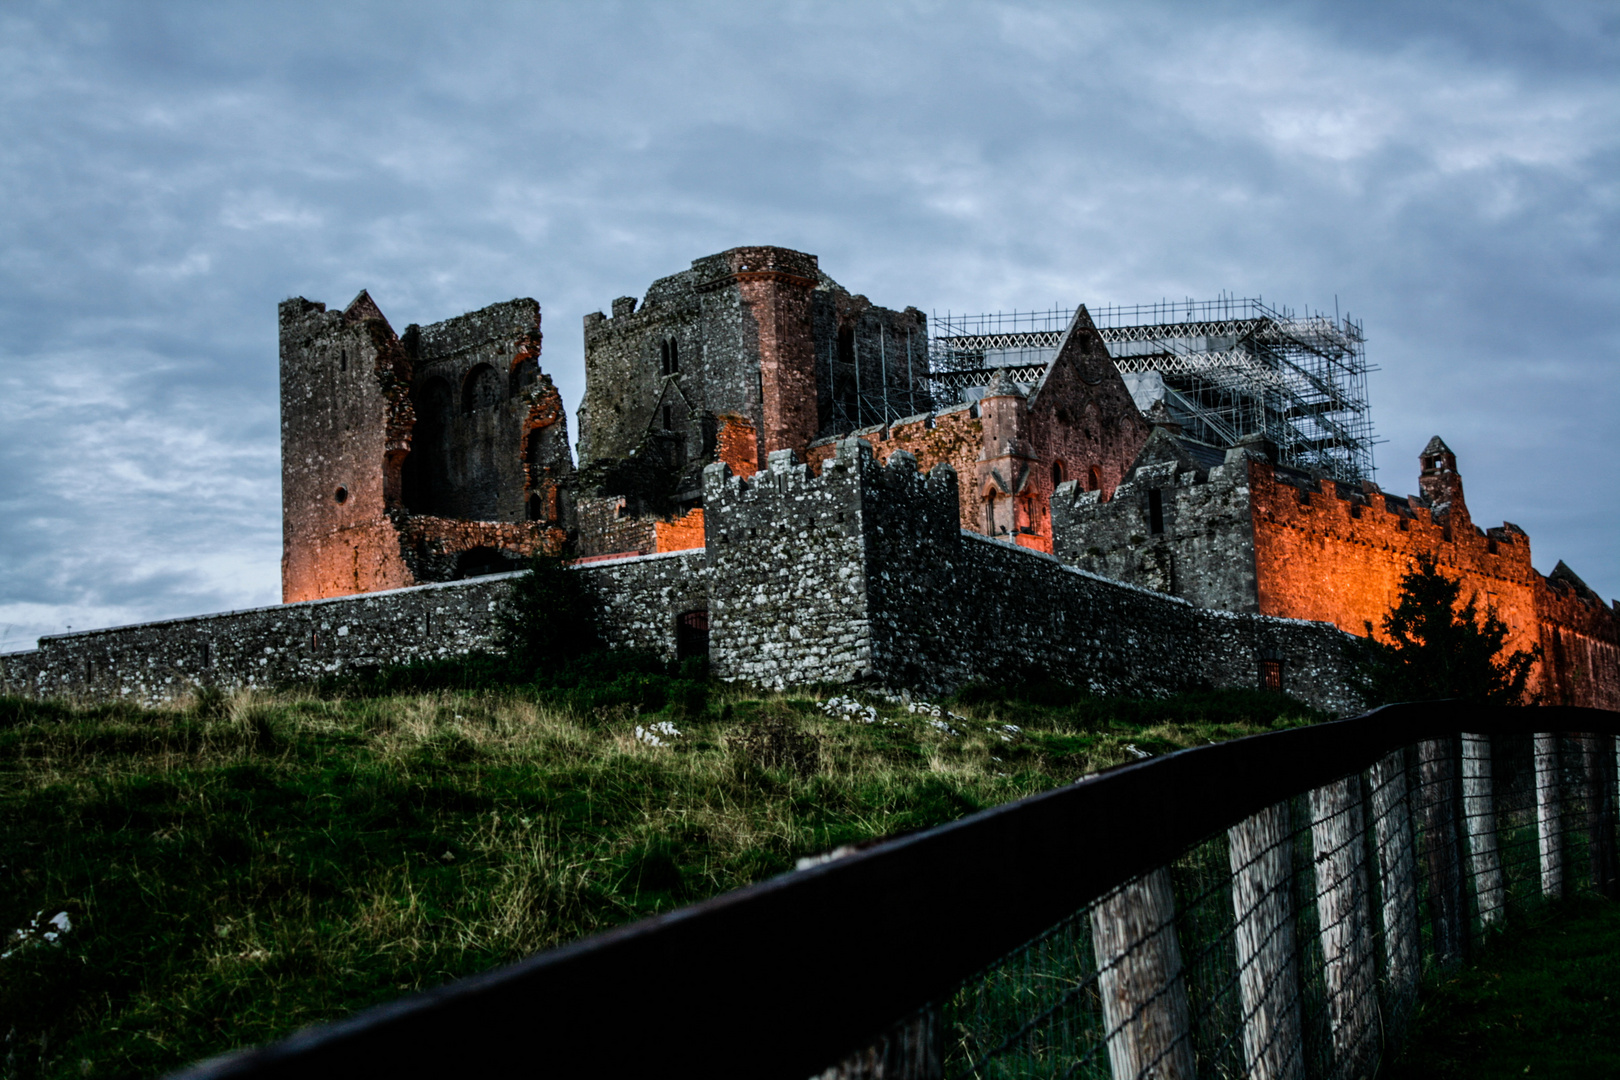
[170,703,1618,1080]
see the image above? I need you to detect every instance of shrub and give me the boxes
[494,555,602,675]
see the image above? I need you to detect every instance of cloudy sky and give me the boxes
[1,1,1616,651]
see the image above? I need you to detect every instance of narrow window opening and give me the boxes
[1088,466,1103,493]
[200,642,211,668]
[1051,461,1065,487]
[1148,488,1164,535]
[334,486,348,504]
[663,405,673,431]
[668,338,679,373]
[660,341,670,377]
[310,631,320,652]
[1259,659,1284,692]
[339,348,347,372]
[527,493,544,521]
[1488,538,1498,554]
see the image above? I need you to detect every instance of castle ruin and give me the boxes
[2,244,1615,709]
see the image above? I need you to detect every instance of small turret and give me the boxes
[1418,436,1468,524]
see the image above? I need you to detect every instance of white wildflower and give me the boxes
[633,720,682,747]
[2,910,72,961]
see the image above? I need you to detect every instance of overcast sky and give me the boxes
[1,0,1616,652]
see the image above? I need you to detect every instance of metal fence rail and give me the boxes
[171,703,1620,1080]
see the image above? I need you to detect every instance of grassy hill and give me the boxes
[0,661,1320,1079]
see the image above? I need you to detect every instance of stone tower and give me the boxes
[279,291,573,602]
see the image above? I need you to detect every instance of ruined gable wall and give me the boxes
[403,299,553,523]
[1025,338,1151,520]
[280,295,417,603]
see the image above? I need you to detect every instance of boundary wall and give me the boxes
[1,441,1359,713]
[705,440,1359,712]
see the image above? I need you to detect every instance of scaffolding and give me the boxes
[929,296,1377,482]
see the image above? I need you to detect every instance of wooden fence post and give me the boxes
[1228,802,1304,1080]
[1536,733,1564,899]
[1417,738,1466,963]
[1308,777,1378,1080]
[1461,733,1506,926]
[1368,751,1420,1006]
[815,1007,941,1080]
[1089,868,1195,1080]
[1582,733,1619,899]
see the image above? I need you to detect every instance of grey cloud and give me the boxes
[1,0,1615,647]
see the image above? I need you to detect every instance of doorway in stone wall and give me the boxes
[676,608,709,660]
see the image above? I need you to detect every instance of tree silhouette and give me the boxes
[1358,553,1539,706]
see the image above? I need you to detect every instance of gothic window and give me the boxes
[462,364,502,413]
[660,340,671,376]
[1051,460,1066,487]
[1088,466,1103,493]
[668,337,679,374]
[1148,488,1164,534]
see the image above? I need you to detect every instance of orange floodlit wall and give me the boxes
[653,507,706,553]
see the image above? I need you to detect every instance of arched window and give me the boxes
[1087,466,1103,492]
[1051,460,1065,487]
[462,364,502,413]
[668,337,679,374]
[527,493,545,522]
[660,340,671,376]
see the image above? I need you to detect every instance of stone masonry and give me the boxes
[1052,428,1620,709]
[2,440,1358,714]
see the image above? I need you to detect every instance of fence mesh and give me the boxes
[923,731,1618,1080]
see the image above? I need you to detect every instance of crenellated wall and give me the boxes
[1052,431,1619,708]
[707,440,1361,712]
[3,441,1363,714]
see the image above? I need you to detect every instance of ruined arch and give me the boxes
[402,377,454,515]
[462,364,502,413]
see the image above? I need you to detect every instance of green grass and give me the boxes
[0,671,1319,1079]
[1385,894,1620,1079]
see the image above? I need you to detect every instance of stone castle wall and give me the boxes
[706,440,1361,713]
[0,552,704,706]
[1,440,1363,713]
[1052,430,1620,709]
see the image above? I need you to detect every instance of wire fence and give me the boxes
[172,705,1619,1080]
[921,730,1618,1080]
